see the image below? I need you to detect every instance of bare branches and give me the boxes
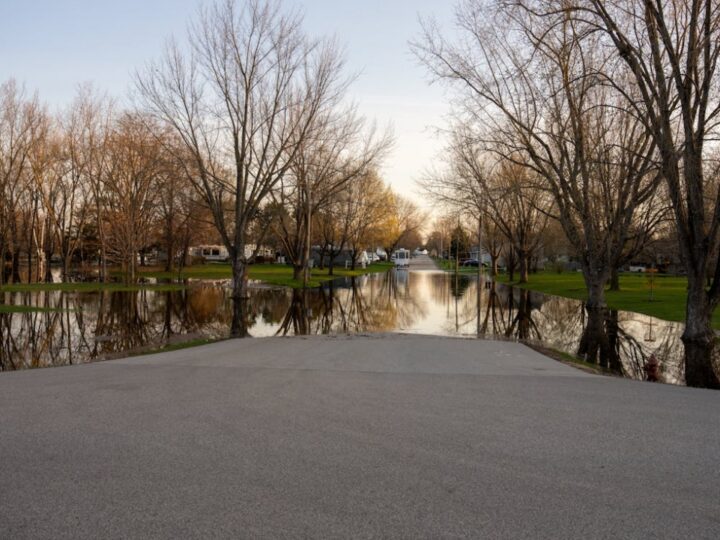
[414,1,662,307]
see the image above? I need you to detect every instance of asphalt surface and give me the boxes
[408,253,439,270]
[1,334,719,539]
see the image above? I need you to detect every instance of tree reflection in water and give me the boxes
[274,272,427,336]
[0,272,714,386]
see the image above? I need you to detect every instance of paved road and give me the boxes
[408,253,440,270]
[1,334,719,539]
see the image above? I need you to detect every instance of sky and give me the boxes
[0,0,458,213]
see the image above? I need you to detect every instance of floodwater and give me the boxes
[0,270,693,384]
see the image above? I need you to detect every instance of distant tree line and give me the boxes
[0,0,431,336]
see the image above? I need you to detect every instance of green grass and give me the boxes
[495,271,713,327]
[138,262,394,289]
[0,262,392,298]
[0,282,186,293]
[127,337,223,357]
[433,258,480,273]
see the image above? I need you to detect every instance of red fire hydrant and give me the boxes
[644,354,660,382]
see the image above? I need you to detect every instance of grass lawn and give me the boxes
[138,262,394,289]
[0,262,392,298]
[433,259,480,273]
[494,271,716,327]
[0,282,186,293]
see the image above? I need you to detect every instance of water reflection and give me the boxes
[0,271,710,386]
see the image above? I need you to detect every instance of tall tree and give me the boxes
[137,0,347,335]
[576,0,720,386]
[413,2,660,309]
[0,80,43,284]
[380,192,426,260]
[272,108,389,285]
[100,114,162,283]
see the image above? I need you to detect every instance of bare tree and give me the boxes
[137,0,347,336]
[413,2,660,309]
[573,0,720,386]
[272,107,389,285]
[155,149,198,272]
[380,193,426,260]
[0,80,44,284]
[100,114,162,283]
[451,139,550,283]
[344,170,387,269]
[36,88,102,281]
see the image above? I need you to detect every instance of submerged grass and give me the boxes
[139,262,394,289]
[494,271,717,328]
[0,282,186,293]
[433,259,478,273]
[0,262,392,316]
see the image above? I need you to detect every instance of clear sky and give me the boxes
[1,0,457,211]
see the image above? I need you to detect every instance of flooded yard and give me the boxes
[0,270,695,384]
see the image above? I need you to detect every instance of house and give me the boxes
[191,245,230,262]
[191,244,274,263]
[468,246,493,265]
[310,247,368,268]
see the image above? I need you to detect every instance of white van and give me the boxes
[392,249,410,268]
[193,245,230,263]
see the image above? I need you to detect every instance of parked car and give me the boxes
[366,251,380,263]
[628,264,647,273]
[461,259,489,268]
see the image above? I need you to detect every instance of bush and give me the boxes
[553,261,566,274]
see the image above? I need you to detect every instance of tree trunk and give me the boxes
[609,267,620,291]
[230,251,249,338]
[578,307,612,368]
[1,246,8,285]
[515,288,532,340]
[682,275,720,388]
[293,265,303,282]
[11,250,20,283]
[26,249,32,283]
[302,197,312,287]
[45,249,53,283]
[62,256,71,283]
[518,249,528,283]
[584,267,608,310]
[165,234,175,273]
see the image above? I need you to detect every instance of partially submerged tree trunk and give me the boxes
[583,265,610,311]
[230,248,249,338]
[293,264,304,282]
[683,273,720,388]
[578,307,621,373]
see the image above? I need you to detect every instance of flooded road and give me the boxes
[0,269,698,385]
